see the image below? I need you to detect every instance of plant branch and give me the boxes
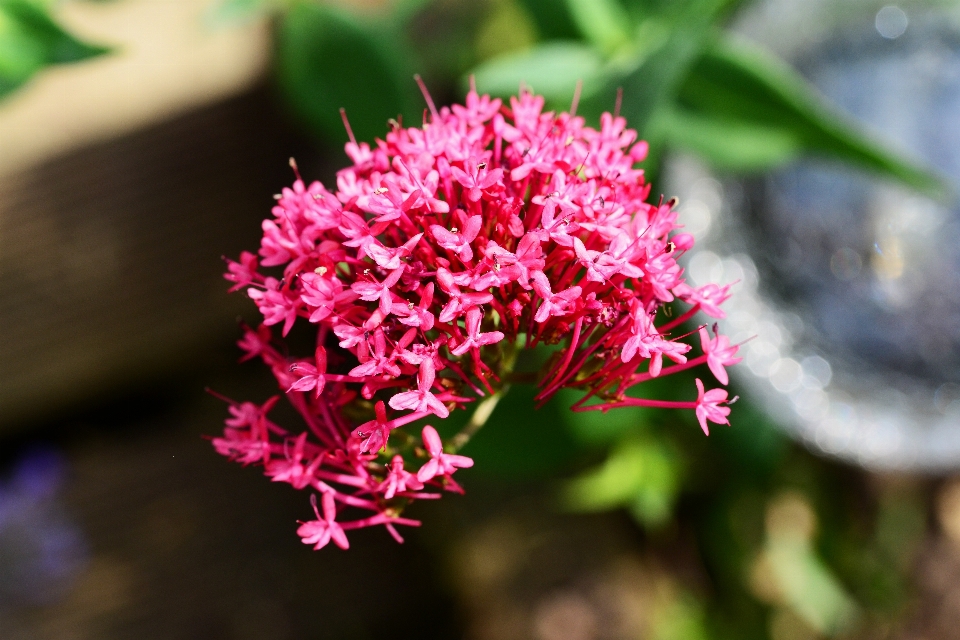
[448,385,509,453]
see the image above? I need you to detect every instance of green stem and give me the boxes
[446,333,520,453]
[448,385,509,453]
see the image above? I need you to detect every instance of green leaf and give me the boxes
[579,0,740,172]
[206,0,280,28]
[767,539,859,634]
[630,0,734,123]
[557,388,653,445]
[469,41,606,106]
[276,2,420,144]
[458,385,582,481]
[679,35,947,197]
[390,0,435,24]
[652,595,711,640]
[1,0,109,63]
[0,0,110,97]
[515,0,580,41]
[660,106,802,171]
[474,0,539,62]
[563,0,631,56]
[562,435,681,526]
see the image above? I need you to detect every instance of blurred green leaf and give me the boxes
[679,35,947,196]
[206,0,280,27]
[653,594,711,640]
[619,0,740,129]
[0,0,110,97]
[767,538,859,634]
[276,2,420,144]
[563,0,631,56]
[557,389,654,445]
[457,385,582,481]
[469,41,605,106]
[515,0,580,41]
[563,405,650,445]
[660,107,801,171]
[619,0,675,21]
[562,435,681,526]
[390,0,435,24]
[473,0,538,62]
[401,0,488,83]
[580,0,739,176]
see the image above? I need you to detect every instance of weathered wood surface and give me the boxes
[0,87,320,429]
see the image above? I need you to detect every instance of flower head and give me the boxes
[213,85,738,549]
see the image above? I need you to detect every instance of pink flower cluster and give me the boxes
[215,85,740,550]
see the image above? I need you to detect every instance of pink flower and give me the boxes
[213,85,738,550]
[416,425,474,482]
[351,267,404,315]
[389,359,449,418]
[288,346,327,397]
[436,267,493,323]
[699,326,742,385]
[299,271,345,323]
[531,271,581,322]
[352,401,391,454]
[224,251,261,292]
[366,233,422,269]
[339,210,376,254]
[247,278,299,336]
[266,432,321,489]
[430,214,482,261]
[379,455,424,499]
[695,378,732,436]
[510,233,545,288]
[297,491,349,550]
[450,162,503,202]
[236,323,272,362]
[212,430,270,466]
[397,283,436,330]
[349,329,401,378]
[674,282,732,319]
[356,176,407,223]
[451,307,504,356]
[573,237,619,283]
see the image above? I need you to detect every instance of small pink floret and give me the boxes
[695,378,732,436]
[417,426,474,483]
[297,491,349,550]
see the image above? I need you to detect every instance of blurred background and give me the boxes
[2,0,960,637]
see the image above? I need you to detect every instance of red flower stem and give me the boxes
[628,354,708,385]
[386,410,432,429]
[314,398,347,446]
[444,360,486,396]
[544,316,583,388]
[535,320,619,402]
[314,470,370,488]
[288,394,339,449]
[341,514,421,530]
[324,489,379,510]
